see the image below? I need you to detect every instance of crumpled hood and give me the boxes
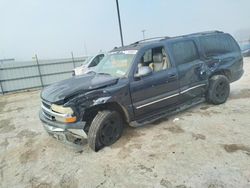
[41,73,118,103]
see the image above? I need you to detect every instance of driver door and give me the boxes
[130,45,179,118]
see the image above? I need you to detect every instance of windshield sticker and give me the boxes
[109,50,138,55]
[123,50,138,54]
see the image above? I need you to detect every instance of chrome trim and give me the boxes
[41,104,72,118]
[42,111,53,121]
[180,84,206,94]
[136,93,179,109]
[136,83,206,109]
[42,100,51,106]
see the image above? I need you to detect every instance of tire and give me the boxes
[206,75,230,105]
[87,110,124,152]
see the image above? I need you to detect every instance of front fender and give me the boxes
[64,80,133,122]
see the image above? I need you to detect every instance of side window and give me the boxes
[98,54,105,61]
[89,54,104,67]
[200,34,239,57]
[172,40,199,65]
[143,49,152,63]
[225,35,241,52]
[138,47,171,73]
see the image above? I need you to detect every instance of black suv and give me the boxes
[39,31,243,151]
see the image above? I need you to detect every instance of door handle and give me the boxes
[168,74,177,78]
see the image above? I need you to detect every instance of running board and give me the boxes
[129,97,205,127]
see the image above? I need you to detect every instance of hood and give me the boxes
[41,72,118,103]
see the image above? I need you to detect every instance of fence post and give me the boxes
[0,63,3,94]
[71,52,76,68]
[35,54,44,88]
[0,79,3,95]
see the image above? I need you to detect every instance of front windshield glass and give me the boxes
[94,50,137,77]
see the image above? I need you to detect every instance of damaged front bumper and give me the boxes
[39,110,87,148]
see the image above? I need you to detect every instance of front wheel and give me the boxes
[206,75,230,105]
[87,110,124,152]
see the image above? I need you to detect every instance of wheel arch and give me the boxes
[210,69,231,81]
[82,102,130,129]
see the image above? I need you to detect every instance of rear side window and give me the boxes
[172,40,199,65]
[200,34,239,57]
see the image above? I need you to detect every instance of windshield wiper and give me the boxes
[97,72,112,76]
[86,70,96,74]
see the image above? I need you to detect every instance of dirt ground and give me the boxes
[0,58,250,188]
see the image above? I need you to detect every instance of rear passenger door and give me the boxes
[169,39,208,103]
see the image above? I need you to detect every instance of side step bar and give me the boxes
[129,97,205,127]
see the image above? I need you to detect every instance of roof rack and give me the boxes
[182,30,223,37]
[131,36,170,45]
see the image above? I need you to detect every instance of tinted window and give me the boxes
[172,40,199,65]
[89,54,104,67]
[143,49,152,63]
[201,34,239,57]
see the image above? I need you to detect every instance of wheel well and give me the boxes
[210,70,231,81]
[82,102,129,131]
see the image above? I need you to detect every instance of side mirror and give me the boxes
[134,66,152,78]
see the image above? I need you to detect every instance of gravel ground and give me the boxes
[0,58,250,188]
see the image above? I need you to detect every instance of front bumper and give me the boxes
[39,110,87,148]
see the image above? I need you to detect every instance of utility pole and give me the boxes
[142,29,146,40]
[115,0,124,47]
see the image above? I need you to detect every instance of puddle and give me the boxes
[16,129,41,140]
[19,149,38,164]
[192,133,206,140]
[200,106,210,110]
[0,101,7,113]
[164,125,184,133]
[0,119,15,133]
[230,89,250,100]
[223,144,250,153]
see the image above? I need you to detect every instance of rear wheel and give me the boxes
[206,75,230,105]
[87,110,123,152]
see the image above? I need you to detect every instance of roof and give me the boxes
[111,30,224,52]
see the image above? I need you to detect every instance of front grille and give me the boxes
[41,100,55,121]
[42,100,51,109]
[43,111,55,121]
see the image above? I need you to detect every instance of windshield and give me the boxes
[93,50,137,77]
[82,56,93,65]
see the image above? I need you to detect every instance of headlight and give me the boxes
[51,104,74,114]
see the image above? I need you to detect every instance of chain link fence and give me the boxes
[0,55,87,94]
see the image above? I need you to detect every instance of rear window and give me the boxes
[200,34,239,57]
[172,40,199,65]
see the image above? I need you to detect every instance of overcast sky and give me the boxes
[0,0,250,60]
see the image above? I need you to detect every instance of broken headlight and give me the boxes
[51,104,74,115]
